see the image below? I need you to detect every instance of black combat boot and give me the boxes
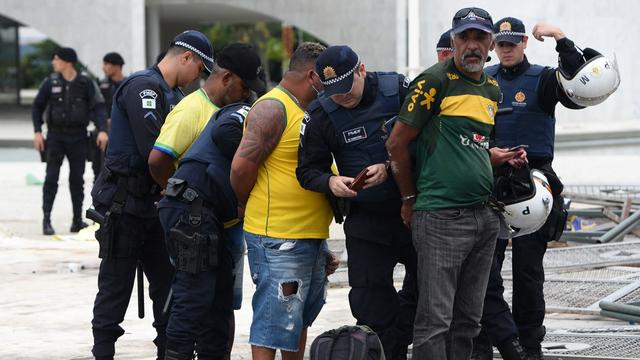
[496,337,527,360]
[471,332,494,360]
[70,217,88,233]
[43,213,55,235]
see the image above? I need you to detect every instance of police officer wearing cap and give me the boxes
[89,52,127,181]
[89,30,213,360]
[151,43,266,360]
[32,47,108,235]
[436,30,454,62]
[474,19,586,360]
[296,45,417,360]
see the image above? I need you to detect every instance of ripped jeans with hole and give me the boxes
[245,232,329,352]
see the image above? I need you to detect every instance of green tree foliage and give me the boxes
[21,39,92,88]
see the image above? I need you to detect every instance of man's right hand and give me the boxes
[328,176,358,198]
[33,132,45,152]
[401,199,414,228]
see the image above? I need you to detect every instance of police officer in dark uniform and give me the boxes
[473,19,585,360]
[89,52,127,181]
[158,102,254,360]
[89,30,213,360]
[32,47,108,235]
[296,45,417,360]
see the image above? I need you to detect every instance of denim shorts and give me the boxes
[225,222,246,310]
[245,232,329,352]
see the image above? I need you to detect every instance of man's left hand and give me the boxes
[490,147,528,168]
[96,131,109,153]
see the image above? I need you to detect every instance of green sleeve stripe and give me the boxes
[152,142,179,158]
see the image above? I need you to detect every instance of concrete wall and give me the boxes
[0,0,146,77]
[146,0,400,73]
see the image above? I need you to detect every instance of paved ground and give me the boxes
[1,114,639,359]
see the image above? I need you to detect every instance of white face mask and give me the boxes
[311,84,322,96]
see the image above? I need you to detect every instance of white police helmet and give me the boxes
[556,48,620,107]
[494,167,554,239]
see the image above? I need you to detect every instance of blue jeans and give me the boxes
[245,232,328,352]
[411,205,499,360]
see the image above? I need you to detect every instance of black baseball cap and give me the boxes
[315,45,360,96]
[494,17,527,44]
[170,30,214,74]
[103,52,124,66]
[436,30,453,51]
[55,47,77,63]
[216,43,267,95]
[451,7,494,34]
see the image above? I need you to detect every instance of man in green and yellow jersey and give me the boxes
[231,42,338,360]
[386,7,526,360]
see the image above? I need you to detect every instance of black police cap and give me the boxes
[103,52,125,66]
[216,43,267,95]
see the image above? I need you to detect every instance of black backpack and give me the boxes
[310,325,386,360]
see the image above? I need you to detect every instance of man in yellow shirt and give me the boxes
[149,43,266,188]
[231,42,338,360]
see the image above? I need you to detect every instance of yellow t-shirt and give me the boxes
[243,86,333,239]
[153,88,219,164]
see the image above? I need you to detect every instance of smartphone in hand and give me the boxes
[508,144,529,152]
[348,168,372,191]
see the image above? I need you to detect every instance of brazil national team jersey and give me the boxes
[153,88,219,163]
[398,57,500,210]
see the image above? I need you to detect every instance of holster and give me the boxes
[165,178,221,273]
[329,195,351,224]
[95,177,129,259]
[168,228,219,273]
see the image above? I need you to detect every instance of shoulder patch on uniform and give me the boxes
[139,89,158,99]
[140,89,158,109]
[403,76,412,88]
[300,111,311,135]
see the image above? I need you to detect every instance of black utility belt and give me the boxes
[47,126,87,134]
[164,178,214,210]
[107,173,159,198]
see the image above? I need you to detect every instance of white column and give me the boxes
[145,3,160,68]
[407,0,421,78]
[396,0,407,75]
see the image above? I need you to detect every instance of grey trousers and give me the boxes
[411,205,499,360]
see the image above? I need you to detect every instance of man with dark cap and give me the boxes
[386,7,526,359]
[32,46,108,235]
[88,52,127,181]
[436,30,453,62]
[88,30,213,360]
[296,45,417,359]
[150,42,266,360]
[472,18,587,360]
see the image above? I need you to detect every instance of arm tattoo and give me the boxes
[238,100,287,164]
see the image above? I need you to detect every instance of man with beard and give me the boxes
[386,7,526,359]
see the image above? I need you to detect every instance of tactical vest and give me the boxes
[47,72,93,129]
[177,104,250,223]
[106,67,183,173]
[317,72,400,202]
[99,77,124,117]
[485,64,556,159]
